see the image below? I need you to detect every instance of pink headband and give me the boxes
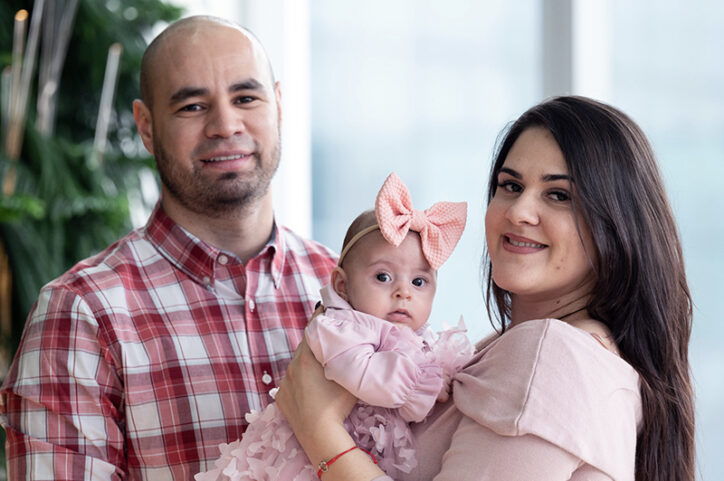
[338,173,467,270]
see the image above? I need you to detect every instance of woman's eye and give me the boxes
[376,273,391,282]
[498,180,522,193]
[412,277,426,287]
[548,190,570,202]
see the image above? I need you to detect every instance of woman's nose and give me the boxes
[505,193,540,226]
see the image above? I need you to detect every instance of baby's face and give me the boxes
[336,231,437,331]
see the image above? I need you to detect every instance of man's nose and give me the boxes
[205,103,244,138]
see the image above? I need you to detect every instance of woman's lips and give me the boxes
[503,233,547,253]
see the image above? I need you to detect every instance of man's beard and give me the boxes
[154,137,280,219]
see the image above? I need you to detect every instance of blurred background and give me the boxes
[1,0,722,479]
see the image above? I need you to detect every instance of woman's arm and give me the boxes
[430,416,590,480]
[306,312,442,422]
[276,336,600,481]
[276,339,388,481]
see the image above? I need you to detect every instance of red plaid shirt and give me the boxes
[0,205,337,480]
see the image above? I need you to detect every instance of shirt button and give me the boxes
[262,371,272,385]
[202,276,211,286]
[249,299,255,311]
[218,254,228,265]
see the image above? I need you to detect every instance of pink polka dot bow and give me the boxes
[375,173,467,270]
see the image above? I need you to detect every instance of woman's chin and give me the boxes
[492,273,537,296]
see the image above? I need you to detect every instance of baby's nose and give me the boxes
[394,284,412,299]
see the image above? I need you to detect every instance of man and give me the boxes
[0,16,336,480]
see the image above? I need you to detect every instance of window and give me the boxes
[609,2,724,479]
[310,0,540,341]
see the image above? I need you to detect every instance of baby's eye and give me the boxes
[412,277,426,287]
[376,273,392,282]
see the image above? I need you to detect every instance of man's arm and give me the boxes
[1,286,126,480]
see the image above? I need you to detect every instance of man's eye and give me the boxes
[179,103,203,112]
[412,277,426,287]
[235,96,257,104]
[376,273,391,282]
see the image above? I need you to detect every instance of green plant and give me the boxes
[0,0,182,476]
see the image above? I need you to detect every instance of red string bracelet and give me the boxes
[317,446,378,478]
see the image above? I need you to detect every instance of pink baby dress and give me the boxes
[195,285,474,481]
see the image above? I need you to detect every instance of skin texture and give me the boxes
[332,231,437,332]
[484,126,598,327]
[133,17,282,262]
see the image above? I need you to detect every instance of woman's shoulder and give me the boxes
[452,318,641,479]
[470,318,635,375]
[458,318,640,408]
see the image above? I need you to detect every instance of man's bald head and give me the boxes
[139,15,275,110]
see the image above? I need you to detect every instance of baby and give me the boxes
[196,173,473,481]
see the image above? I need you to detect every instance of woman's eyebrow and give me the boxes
[499,167,571,182]
[542,173,572,182]
[499,167,521,178]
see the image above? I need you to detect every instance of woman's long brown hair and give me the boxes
[484,96,695,481]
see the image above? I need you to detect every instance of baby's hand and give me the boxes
[437,370,453,403]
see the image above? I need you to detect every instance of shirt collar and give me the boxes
[144,203,286,289]
[257,221,286,289]
[320,284,350,310]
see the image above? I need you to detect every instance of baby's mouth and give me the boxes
[387,310,411,322]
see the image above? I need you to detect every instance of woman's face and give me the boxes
[485,126,597,305]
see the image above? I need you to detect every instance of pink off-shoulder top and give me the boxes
[374,318,642,481]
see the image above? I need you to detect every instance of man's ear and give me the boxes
[133,99,154,155]
[274,81,282,127]
[331,266,349,301]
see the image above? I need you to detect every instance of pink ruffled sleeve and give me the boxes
[305,310,443,423]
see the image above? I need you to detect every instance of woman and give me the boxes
[276,96,695,481]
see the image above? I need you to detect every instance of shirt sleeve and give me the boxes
[0,286,126,480]
[305,311,443,423]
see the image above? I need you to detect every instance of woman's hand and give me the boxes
[276,338,357,445]
[277,339,383,480]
